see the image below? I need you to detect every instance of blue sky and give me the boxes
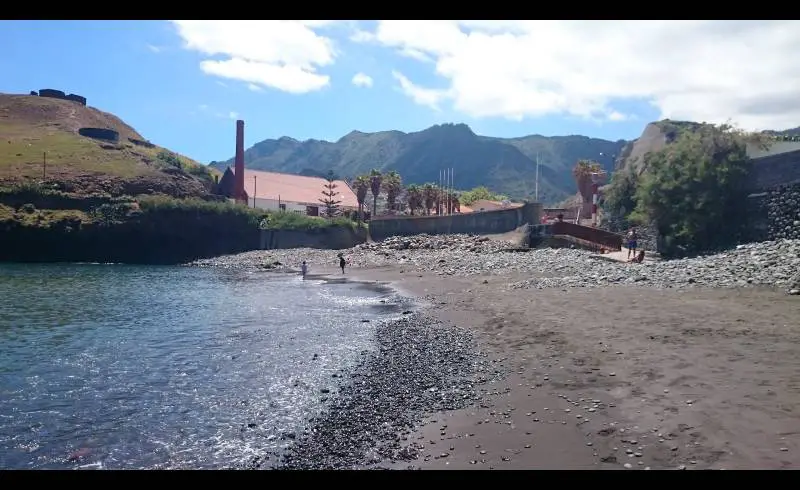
[2,20,797,164]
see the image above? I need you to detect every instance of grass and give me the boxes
[0,94,214,195]
[260,210,361,231]
[0,202,91,228]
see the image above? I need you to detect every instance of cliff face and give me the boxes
[613,120,706,175]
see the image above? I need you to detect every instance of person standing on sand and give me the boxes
[300,261,308,280]
[626,228,638,260]
[338,254,346,274]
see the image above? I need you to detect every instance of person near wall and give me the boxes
[301,261,308,280]
[338,253,346,274]
[626,228,638,260]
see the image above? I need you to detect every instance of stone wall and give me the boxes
[36,88,87,106]
[260,226,367,250]
[368,202,542,241]
[745,183,800,242]
[78,127,120,142]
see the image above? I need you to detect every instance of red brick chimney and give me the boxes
[234,119,246,202]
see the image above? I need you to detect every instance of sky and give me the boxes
[2,20,800,164]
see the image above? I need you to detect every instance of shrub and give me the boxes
[633,123,753,256]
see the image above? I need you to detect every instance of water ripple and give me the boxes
[0,264,394,469]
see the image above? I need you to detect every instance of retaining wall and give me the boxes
[260,226,367,250]
[36,88,87,106]
[78,127,120,142]
[367,202,542,241]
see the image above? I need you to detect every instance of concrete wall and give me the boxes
[368,202,542,241]
[749,149,800,190]
[746,141,800,159]
[78,127,119,142]
[260,225,367,250]
[37,88,87,106]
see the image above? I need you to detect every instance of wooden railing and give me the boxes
[552,221,623,251]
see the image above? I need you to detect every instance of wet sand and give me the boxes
[318,265,800,470]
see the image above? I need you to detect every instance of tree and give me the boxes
[459,186,506,206]
[406,184,424,216]
[633,123,754,256]
[352,175,370,222]
[602,166,639,230]
[448,191,460,214]
[319,170,342,219]
[369,169,383,217]
[383,170,403,214]
[422,183,437,215]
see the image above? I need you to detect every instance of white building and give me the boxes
[221,168,359,216]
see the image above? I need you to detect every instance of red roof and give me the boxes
[234,168,359,208]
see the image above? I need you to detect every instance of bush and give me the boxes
[633,123,753,256]
[259,211,358,231]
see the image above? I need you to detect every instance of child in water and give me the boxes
[300,261,308,280]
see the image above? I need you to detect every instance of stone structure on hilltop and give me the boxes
[31,88,87,106]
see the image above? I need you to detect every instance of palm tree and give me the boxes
[369,169,383,217]
[383,171,403,214]
[406,184,423,216]
[573,159,604,219]
[352,175,370,222]
[422,183,437,215]
[452,192,461,213]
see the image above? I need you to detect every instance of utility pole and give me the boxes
[253,175,257,208]
[535,152,540,203]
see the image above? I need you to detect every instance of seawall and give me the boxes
[368,202,542,241]
[260,226,367,250]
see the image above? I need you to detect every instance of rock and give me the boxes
[272,313,491,470]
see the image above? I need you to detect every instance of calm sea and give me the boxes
[0,263,401,469]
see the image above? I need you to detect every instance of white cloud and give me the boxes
[229,111,240,120]
[351,72,373,88]
[171,20,339,94]
[607,111,630,122]
[391,71,449,111]
[361,20,800,131]
[146,44,163,53]
[247,83,263,92]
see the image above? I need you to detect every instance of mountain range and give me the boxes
[210,123,628,205]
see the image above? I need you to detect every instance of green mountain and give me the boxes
[210,123,628,205]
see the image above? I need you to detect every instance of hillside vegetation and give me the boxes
[0,93,363,264]
[604,123,765,256]
[212,123,628,205]
[0,93,217,197]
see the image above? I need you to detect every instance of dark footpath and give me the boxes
[253,313,498,470]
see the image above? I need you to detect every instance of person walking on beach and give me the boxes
[626,227,638,260]
[338,254,346,274]
[300,261,308,280]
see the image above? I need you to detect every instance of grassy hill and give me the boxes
[211,123,628,205]
[0,93,217,197]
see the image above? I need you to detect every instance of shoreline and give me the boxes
[191,237,800,470]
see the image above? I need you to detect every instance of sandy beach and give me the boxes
[315,264,800,470]
[193,235,800,470]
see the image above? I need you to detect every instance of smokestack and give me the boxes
[235,119,245,202]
